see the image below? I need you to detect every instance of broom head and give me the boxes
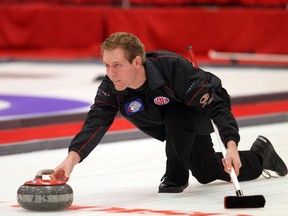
[224,195,266,208]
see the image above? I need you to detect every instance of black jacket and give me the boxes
[69,50,239,161]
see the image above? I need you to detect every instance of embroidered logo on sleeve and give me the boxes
[153,96,170,105]
[97,88,110,97]
[185,81,197,94]
[125,98,144,116]
[200,93,214,108]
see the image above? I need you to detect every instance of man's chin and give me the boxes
[115,86,127,91]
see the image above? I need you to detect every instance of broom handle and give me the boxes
[211,120,243,196]
[187,46,243,195]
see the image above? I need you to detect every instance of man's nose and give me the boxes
[107,67,117,76]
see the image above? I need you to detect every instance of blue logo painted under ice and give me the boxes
[0,94,90,118]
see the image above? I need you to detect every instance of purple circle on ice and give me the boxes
[0,94,90,117]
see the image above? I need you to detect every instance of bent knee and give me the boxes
[192,172,215,184]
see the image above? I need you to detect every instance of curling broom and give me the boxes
[211,120,266,208]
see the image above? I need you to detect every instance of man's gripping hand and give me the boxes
[222,140,242,176]
[50,151,81,182]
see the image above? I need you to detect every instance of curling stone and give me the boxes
[17,169,73,211]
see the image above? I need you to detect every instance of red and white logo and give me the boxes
[154,96,170,105]
[200,93,213,108]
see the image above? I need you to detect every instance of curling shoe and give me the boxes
[251,135,287,176]
[158,177,188,193]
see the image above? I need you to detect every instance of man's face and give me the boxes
[103,48,140,91]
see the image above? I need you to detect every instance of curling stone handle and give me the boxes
[35,169,55,179]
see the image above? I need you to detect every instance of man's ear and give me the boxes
[134,56,143,66]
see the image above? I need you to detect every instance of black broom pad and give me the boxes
[224,195,266,208]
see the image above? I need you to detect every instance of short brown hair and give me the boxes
[101,32,146,64]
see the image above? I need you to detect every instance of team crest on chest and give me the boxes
[125,98,144,116]
[153,96,170,105]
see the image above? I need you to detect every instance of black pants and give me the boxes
[157,104,263,185]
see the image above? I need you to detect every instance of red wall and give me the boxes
[0,5,287,60]
[106,7,288,56]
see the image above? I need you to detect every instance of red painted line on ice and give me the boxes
[67,205,251,216]
[11,204,251,216]
[232,100,288,118]
[0,117,135,144]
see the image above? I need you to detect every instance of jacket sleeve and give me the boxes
[168,58,240,146]
[69,77,119,162]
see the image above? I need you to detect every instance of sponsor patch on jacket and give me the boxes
[125,98,144,116]
[200,93,214,108]
[153,96,170,105]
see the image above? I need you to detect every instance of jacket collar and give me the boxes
[144,58,166,90]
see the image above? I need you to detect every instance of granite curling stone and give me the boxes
[17,169,73,211]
